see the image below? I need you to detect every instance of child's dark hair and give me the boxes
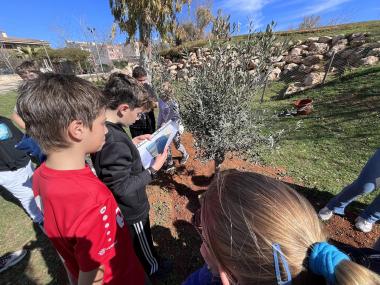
[16,73,106,153]
[15,60,40,76]
[132,66,147,79]
[104,72,153,111]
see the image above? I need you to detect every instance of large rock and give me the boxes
[273,61,286,69]
[348,33,366,41]
[268,67,282,81]
[307,37,319,43]
[318,36,332,44]
[284,54,302,64]
[367,48,380,57]
[168,64,178,71]
[328,41,348,56]
[332,34,346,46]
[284,82,305,96]
[295,44,309,50]
[309,42,329,54]
[303,54,324,66]
[283,63,299,73]
[310,64,322,72]
[360,56,379,66]
[289,48,302,56]
[349,33,367,47]
[299,64,312,73]
[304,72,324,86]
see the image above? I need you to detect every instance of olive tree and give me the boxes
[154,22,286,172]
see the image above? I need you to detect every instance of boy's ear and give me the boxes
[67,120,85,141]
[118,103,130,112]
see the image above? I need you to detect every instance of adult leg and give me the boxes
[0,161,43,223]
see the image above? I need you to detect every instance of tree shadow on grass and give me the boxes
[0,186,67,284]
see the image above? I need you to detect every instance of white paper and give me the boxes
[137,120,179,169]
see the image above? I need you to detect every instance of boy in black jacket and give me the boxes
[91,73,167,276]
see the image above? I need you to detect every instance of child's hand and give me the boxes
[132,134,152,145]
[151,147,168,171]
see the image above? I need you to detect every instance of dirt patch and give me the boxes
[147,132,379,284]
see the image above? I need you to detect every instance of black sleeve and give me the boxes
[96,141,152,199]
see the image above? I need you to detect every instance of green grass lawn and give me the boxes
[1,64,379,283]
[257,65,380,208]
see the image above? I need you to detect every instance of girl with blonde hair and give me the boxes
[185,170,380,285]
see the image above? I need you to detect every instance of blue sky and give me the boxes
[0,0,379,47]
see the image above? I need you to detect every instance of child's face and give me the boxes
[84,110,108,153]
[136,76,148,84]
[119,105,145,126]
[19,71,39,80]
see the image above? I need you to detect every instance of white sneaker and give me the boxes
[355,217,374,233]
[0,249,27,273]
[318,207,333,221]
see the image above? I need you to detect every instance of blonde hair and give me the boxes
[201,170,380,285]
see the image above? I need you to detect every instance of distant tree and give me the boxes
[109,0,191,70]
[298,15,321,30]
[196,6,214,37]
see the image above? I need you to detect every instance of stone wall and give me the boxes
[159,32,380,96]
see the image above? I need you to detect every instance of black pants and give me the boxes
[128,216,159,275]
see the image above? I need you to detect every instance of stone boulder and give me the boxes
[303,54,324,66]
[298,64,312,73]
[332,34,345,46]
[268,67,282,81]
[284,54,302,64]
[283,63,299,73]
[273,61,286,69]
[304,72,324,86]
[307,37,319,43]
[360,56,379,66]
[289,48,302,56]
[328,40,348,56]
[368,48,380,57]
[168,64,178,71]
[284,82,305,96]
[349,33,367,47]
[309,42,330,54]
[295,44,309,50]
[318,36,332,44]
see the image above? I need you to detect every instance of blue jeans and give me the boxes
[326,149,380,223]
